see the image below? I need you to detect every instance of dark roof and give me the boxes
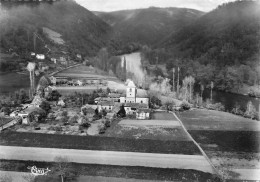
[98,101,115,106]
[108,93,121,98]
[124,103,148,109]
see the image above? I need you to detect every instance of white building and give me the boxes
[36,54,45,60]
[120,80,149,105]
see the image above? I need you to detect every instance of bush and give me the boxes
[180,101,191,111]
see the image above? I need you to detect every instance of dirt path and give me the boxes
[171,112,221,178]
[0,145,214,173]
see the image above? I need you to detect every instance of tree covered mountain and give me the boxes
[0,1,113,57]
[152,0,260,92]
[162,0,260,67]
[95,7,204,46]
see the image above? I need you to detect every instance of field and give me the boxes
[0,160,221,182]
[179,109,260,180]
[54,65,118,81]
[103,124,191,141]
[0,72,30,94]
[179,109,260,131]
[0,131,201,155]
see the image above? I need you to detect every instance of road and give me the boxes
[0,145,214,173]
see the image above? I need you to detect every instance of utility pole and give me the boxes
[177,67,180,99]
[33,32,36,53]
[210,81,214,102]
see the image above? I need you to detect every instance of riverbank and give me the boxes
[230,84,260,98]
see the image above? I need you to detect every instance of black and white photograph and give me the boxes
[0,0,259,181]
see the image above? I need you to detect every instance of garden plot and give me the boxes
[103,124,191,141]
[119,119,180,127]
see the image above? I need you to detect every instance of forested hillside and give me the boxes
[0,1,112,57]
[96,7,204,46]
[148,0,260,93]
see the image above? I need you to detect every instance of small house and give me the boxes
[57,99,65,107]
[59,57,67,65]
[136,108,151,120]
[51,58,57,64]
[36,54,45,60]
[97,101,114,112]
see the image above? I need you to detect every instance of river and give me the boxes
[121,52,260,111]
[199,88,259,112]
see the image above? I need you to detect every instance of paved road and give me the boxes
[0,145,214,173]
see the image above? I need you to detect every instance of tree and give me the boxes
[27,62,36,97]
[210,81,214,102]
[117,105,126,118]
[38,76,51,89]
[97,48,109,71]
[244,101,257,120]
[51,156,78,182]
[39,101,51,113]
[47,90,61,101]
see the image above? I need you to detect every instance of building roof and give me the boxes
[124,103,148,109]
[127,80,136,88]
[21,106,46,115]
[108,93,121,98]
[98,101,115,106]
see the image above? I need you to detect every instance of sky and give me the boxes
[75,0,237,12]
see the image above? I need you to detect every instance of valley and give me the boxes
[0,0,260,182]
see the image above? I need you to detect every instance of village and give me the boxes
[3,65,154,136]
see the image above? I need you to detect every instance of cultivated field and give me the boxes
[179,109,260,131]
[179,109,260,180]
[0,160,221,182]
[0,131,200,155]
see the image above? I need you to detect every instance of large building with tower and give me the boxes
[120,80,149,105]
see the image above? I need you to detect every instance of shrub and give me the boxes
[180,101,191,111]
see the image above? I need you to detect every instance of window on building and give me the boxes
[130,88,132,92]
[141,100,143,103]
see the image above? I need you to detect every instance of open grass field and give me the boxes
[0,72,30,94]
[0,131,200,155]
[178,109,260,131]
[0,160,221,182]
[151,111,178,120]
[54,65,118,81]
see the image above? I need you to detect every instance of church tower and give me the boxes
[126,80,136,103]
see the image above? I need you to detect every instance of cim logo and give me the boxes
[27,166,51,176]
